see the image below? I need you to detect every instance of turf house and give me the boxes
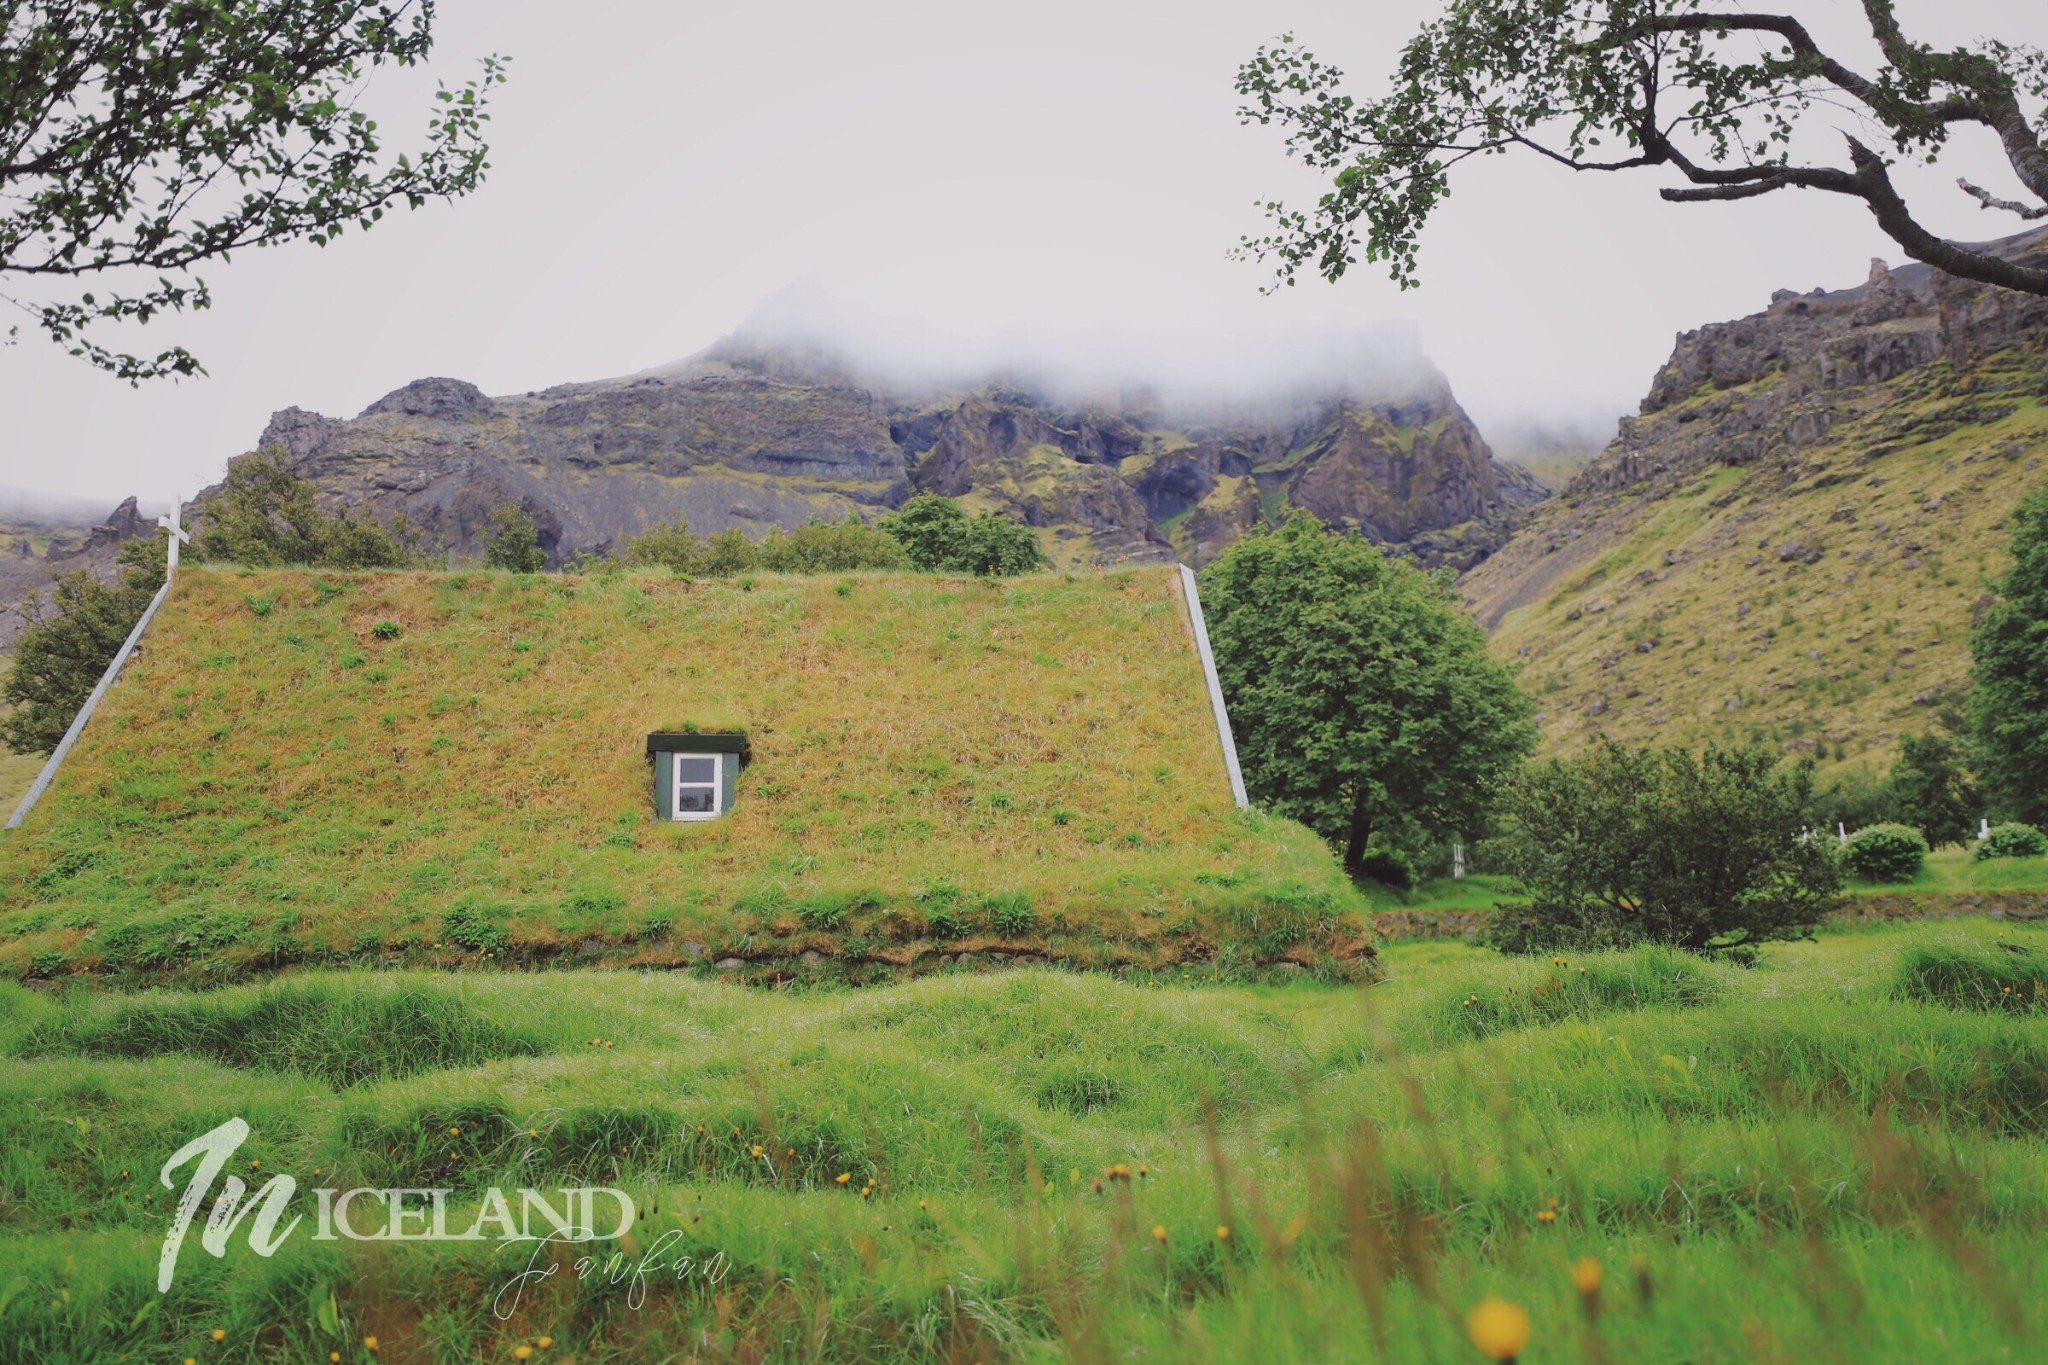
[0,563,1379,985]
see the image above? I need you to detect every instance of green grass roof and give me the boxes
[0,566,1370,981]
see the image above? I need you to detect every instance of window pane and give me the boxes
[675,757,718,783]
[675,786,716,814]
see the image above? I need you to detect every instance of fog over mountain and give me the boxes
[1,0,2037,510]
[680,281,1448,415]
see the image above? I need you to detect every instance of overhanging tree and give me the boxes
[1200,512,1536,873]
[1234,1,2048,298]
[1,1,506,380]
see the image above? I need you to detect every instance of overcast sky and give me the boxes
[1,0,2042,508]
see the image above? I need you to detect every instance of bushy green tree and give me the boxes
[1969,484,2048,825]
[3,538,166,755]
[1843,823,1929,883]
[698,528,759,577]
[877,495,970,570]
[1488,741,1841,954]
[878,494,1047,576]
[482,503,546,573]
[758,518,911,573]
[628,513,916,577]
[622,517,702,575]
[194,449,412,568]
[1888,732,1978,849]
[1200,512,1535,872]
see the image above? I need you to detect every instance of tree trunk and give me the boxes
[1343,798,1372,872]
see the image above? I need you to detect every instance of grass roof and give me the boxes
[0,566,1371,981]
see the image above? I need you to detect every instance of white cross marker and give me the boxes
[157,495,190,573]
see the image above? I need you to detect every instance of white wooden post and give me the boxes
[157,496,190,571]
[1452,842,1466,879]
[1838,822,1848,846]
[1980,817,1992,841]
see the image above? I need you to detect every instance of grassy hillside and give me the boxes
[0,919,2040,1361]
[0,566,1370,983]
[1469,351,2048,772]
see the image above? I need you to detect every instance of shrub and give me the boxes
[757,518,911,573]
[370,619,401,640]
[698,528,759,576]
[878,494,1048,576]
[482,503,547,572]
[622,516,703,575]
[1488,741,1842,953]
[1977,822,2048,860]
[3,540,164,755]
[1843,823,1929,882]
[195,448,412,568]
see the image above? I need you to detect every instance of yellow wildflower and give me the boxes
[1465,1297,1531,1361]
[1570,1257,1602,1295]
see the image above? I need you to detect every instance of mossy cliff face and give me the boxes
[1465,227,2048,770]
[223,343,1540,570]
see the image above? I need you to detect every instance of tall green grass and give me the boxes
[0,921,2042,1361]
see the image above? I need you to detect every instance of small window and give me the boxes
[671,754,723,820]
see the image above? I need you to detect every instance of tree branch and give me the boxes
[1958,176,2048,220]
[1843,138,2048,294]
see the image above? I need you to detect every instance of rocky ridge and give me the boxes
[1464,227,2048,768]
[216,338,1543,571]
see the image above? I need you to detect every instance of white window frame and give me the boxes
[671,752,724,821]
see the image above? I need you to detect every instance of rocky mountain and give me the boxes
[1464,227,2048,771]
[0,497,154,648]
[224,338,1543,571]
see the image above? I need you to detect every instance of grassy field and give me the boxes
[0,566,1372,983]
[0,918,2041,1361]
